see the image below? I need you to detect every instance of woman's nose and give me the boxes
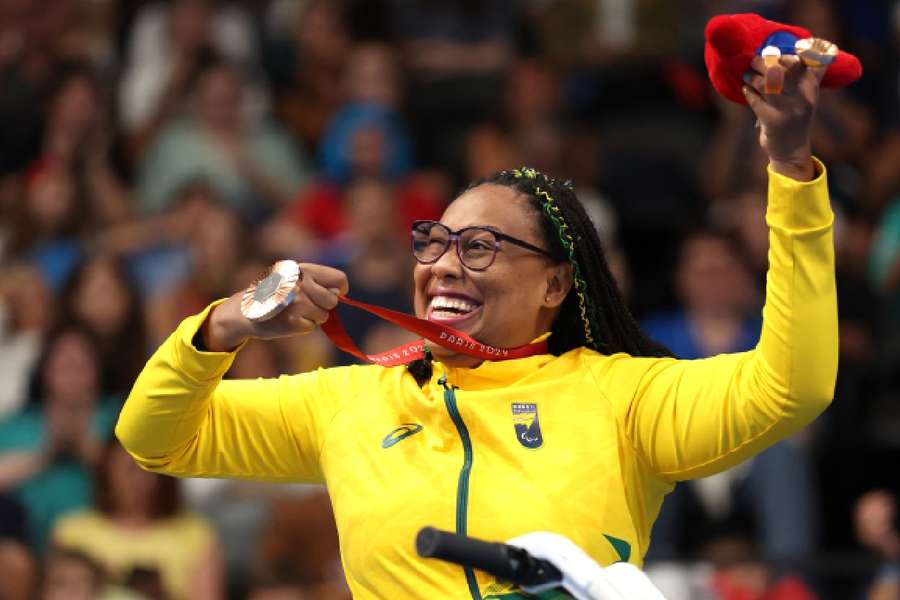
[429,240,465,278]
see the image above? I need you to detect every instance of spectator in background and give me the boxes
[7,162,87,290]
[0,494,37,600]
[388,0,517,167]
[643,230,760,358]
[39,548,105,600]
[0,327,119,554]
[6,66,130,288]
[53,440,224,600]
[315,177,418,364]
[389,0,515,81]
[119,0,264,162]
[705,537,818,600]
[61,254,148,396]
[0,264,55,420]
[271,0,350,151]
[39,66,130,227]
[145,199,246,346]
[137,60,310,221]
[253,490,349,600]
[643,231,819,566]
[283,43,443,244]
[0,0,81,175]
[855,490,900,600]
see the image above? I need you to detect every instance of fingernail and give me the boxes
[743,71,753,83]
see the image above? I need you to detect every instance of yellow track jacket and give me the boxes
[116,161,838,600]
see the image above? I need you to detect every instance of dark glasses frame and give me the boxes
[411,220,554,271]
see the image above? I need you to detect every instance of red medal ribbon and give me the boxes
[321,296,549,366]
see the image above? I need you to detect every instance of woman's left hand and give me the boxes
[742,55,827,180]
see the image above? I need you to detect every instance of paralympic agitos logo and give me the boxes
[511,403,543,449]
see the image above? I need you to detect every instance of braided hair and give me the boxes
[407,166,670,384]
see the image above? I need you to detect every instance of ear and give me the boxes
[544,263,573,308]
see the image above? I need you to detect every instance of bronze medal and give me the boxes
[240,260,302,322]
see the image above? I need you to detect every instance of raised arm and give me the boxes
[116,264,351,481]
[600,54,838,480]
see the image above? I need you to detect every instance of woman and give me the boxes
[117,56,837,599]
[61,254,148,395]
[0,326,118,555]
[52,440,223,600]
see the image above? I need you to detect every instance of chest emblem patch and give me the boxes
[512,403,543,449]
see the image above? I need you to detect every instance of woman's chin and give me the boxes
[426,344,484,368]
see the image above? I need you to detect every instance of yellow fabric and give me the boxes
[116,160,837,599]
[53,510,214,600]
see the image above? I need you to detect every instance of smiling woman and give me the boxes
[116,54,838,600]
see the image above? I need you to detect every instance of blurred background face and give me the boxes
[463,126,522,181]
[72,258,132,338]
[41,555,99,600]
[2,265,55,332]
[27,168,76,234]
[50,74,98,130]
[343,44,400,108]
[349,126,387,177]
[169,0,212,52]
[295,1,348,65]
[42,330,98,402]
[108,443,158,517]
[506,60,560,126]
[191,204,242,275]
[676,235,754,317]
[344,179,398,246]
[196,65,243,130]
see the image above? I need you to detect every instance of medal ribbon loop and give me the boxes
[321,296,548,367]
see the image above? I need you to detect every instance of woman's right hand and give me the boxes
[201,263,349,352]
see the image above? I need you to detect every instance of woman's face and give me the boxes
[73,259,131,337]
[413,184,565,366]
[43,331,98,402]
[27,168,75,234]
[51,76,98,131]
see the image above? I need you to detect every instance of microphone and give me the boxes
[415,526,563,588]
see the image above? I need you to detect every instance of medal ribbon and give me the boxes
[321,296,548,367]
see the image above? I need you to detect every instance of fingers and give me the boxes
[292,282,336,326]
[300,263,350,296]
[749,54,822,97]
[282,264,349,327]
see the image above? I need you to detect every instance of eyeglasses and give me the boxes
[411,220,554,271]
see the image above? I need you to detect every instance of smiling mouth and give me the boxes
[427,295,483,325]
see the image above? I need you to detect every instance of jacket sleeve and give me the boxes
[598,158,838,481]
[115,302,352,483]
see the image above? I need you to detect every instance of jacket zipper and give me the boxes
[439,374,481,600]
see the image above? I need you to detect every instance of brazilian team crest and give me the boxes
[511,403,543,449]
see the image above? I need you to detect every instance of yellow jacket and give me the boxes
[116,162,838,600]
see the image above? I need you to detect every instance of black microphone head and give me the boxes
[416,526,439,557]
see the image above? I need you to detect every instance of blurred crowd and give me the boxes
[0,0,899,599]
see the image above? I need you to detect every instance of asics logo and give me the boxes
[382,423,424,448]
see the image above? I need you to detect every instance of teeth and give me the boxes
[429,296,479,314]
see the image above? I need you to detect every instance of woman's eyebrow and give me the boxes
[461,223,501,231]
